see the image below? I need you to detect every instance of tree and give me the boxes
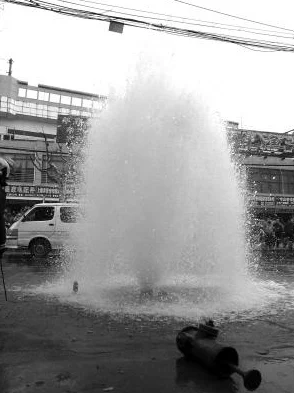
[31,115,89,202]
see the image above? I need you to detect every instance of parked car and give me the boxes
[6,202,80,257]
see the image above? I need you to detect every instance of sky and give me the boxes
[1,0,294,133]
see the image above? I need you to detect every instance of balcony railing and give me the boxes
[0,95,102,120]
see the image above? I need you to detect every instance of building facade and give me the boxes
[0,74,105,213]
[226,121,294,219]
[2,72,294,221]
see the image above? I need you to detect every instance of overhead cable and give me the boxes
[3,0,294,52]
[54,0,294,39]
[63,0,294,34]
[174,0,294,33]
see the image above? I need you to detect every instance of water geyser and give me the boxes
[68,64,247,305]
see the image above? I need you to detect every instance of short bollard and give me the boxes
[73,281,78,294]
[176,321,262,391]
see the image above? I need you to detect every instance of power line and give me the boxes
[53,0,294,39]
[56,0,294,40]
[68,0,294,33]
[173,0,294,33]
[3,0,294,52]
[236,43,284,53]
[242,163,294,167]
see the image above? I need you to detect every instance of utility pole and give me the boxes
[8,58,13,76]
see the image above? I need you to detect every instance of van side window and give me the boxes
[23,206,55,222]
[60,207,79,223]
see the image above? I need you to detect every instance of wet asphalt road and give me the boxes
[1,250,294,393]
[1,250,64,289]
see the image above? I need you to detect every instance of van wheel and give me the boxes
[29,238,51,258]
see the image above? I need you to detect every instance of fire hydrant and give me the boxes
[176,321,262,391]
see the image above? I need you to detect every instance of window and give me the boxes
[47,106,58,119]
[50,93,60,103]
[71,97,82,107]
[23,206,55,222]
[82,99,92,108]
[70,109,80,116]
[41,105,48,116]
[0,96,8,111]
[61,95,71,105]
[8,98,16,115]
[9,154,35,183]
[48,106,58,113]
[18,88,26,97]
[30,107,37,116]
[38,91,49,101]
[93,101,102,110]
[60,207,80,223]
[60,107,70,115]
[23,106,30,115]
[27,89,38,99]
[9,98,15,107]
[282,170,294,194]
[37,103,44,116]
[247,167,282,194]
[15,101,23,113]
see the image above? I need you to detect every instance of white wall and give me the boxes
[0,117,56,136]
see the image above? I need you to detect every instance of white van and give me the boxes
[6,202,80,257]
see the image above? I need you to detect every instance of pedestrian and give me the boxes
[0,159,9,250]
[264,219,275,249]
[258,223,267,249]
[0,157,13,250]
[4,208,13,229]
[273,217,284,249]
[284,217,294,241]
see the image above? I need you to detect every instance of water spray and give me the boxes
[56,55,257,318]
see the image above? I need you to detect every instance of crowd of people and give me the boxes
[4,205,31,229]
[250,215,294,250]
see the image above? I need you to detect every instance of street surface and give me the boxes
[0,250,294,393]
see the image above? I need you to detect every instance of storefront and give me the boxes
[5,183,60,216]
[249,194,294,221]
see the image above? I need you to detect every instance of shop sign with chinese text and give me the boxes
[250,194,294,208]
[5,184,60,199]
